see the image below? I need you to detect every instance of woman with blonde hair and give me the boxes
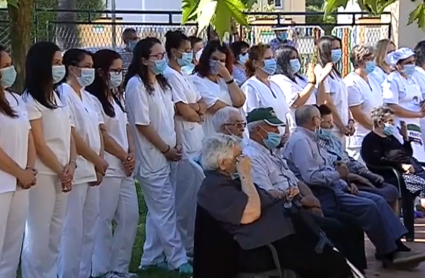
[371,39,396,85]
[241,43,289,137]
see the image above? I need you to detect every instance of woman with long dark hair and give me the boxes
[56,48,106,278]
[124,37,192,274]
[21,41,77,278]
[0,46,36,278]
[271,44,331,132]
[314,36,354,147]
[86,49,139,278]
[191,40,245,137]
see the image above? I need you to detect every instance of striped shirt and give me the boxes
[243,139,298,192]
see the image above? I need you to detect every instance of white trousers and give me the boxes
[91,176,139,276]
[58,183,100,278]
[21,174,68,278]
[137,164,187,269]
[0,189,29,278]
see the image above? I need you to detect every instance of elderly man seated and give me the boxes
[197,134,353,278]
[241,107,367,273]
[283,105,425,268]
[212,106,246,138]
[317,104,399,211]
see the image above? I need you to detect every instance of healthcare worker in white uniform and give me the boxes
[241,43,289,138]
[163,31,207,256]
[314,36,354,147]
[164,30,206,159]
[271,44,332,133]
[0,47,36,278]
[57,49,106,278]
[382,47,425,162]
[412,41,425,146]
[124,37,192,274]
[87,49,139,278]
[191,40,246,137]
[21,42,77,278]
[344,44,384,162]
[370,39,396,86]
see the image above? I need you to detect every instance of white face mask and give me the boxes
[75,68,95,87]
[52,65,66,84]
[109,72,123,88]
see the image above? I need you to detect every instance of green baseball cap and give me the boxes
[246,107,285,126]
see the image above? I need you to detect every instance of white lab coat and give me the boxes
[91,98,139,276]
[0,92,30,278]
[191,74,233,137]
[21,91,72,278]
[383,71,425,162]
[164,67,204,159]
[271,74,316,133]
[344,72,383,162]
[315,65,349,147]
[242,76,290,136]
[125,75,187,269]
[412,66,425,148]
[57,84,102,278]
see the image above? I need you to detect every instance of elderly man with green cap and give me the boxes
[243,107,368,274]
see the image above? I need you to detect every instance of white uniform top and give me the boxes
[58,83,102,184]
[382,71,425,162]
[270,74,316,133]
[92,97,129,178]
[125,75,176,177]
[0,92,30,194]
[191,74,234,137]
[314,65,349,133]
[370,66,389,87]
[23,91,73,175]
[412,66,425,98]
[344,72,383,148]
[164,67,204,158]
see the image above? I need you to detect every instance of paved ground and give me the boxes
[365,219,425,277]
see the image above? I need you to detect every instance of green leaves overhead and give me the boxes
[324,0,425,30]
[182,0,250,40]
[7,0,19,7]
[408,3,425,30]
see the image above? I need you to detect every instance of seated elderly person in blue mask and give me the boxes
[197,134,353,278]
[283,105,425,268]
[317,104,399,212]
[242,107,367,273]
[212,106,246,138]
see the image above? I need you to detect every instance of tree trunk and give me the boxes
[56,0,79,50]
[8,0,34,92]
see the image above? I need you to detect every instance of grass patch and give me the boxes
[17,182,190,278]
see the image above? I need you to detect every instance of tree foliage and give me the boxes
[324,0,425,30]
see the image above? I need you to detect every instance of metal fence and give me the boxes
[0,9,391,75]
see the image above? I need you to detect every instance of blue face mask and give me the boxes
[76,68,95,87]
[239,53,248,65]
[152,58,167,75]
[403,64,416,76]
[383,123,394,136]
[109,72,123,88]
[331,49,342,63]
[0,66,17,88]
[128,40,137,52]
[181,63,195,75]
[52,65,66,84]
[316,128,333,140]
[260,126,281,150]
[289,59,301,73]
[262,58,277,75]
[209,59,225,75]
[364,61,376,74]
[279,32,288,41]
[177,51,193,67]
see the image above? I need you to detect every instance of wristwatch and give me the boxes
[69,159,78,169]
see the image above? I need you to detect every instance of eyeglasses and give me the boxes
[224,122,246,128]
[149,52,166,60]
[109,69,122,75]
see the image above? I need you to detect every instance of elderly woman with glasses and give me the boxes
[362,106,425,212]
